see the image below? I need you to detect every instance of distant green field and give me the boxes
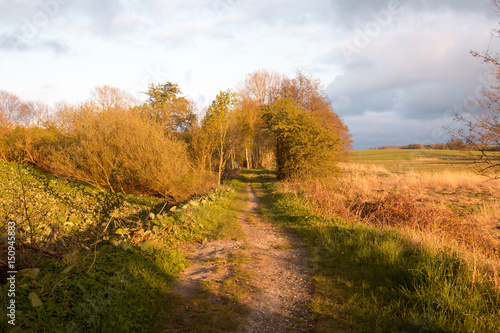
[351,149,479,172]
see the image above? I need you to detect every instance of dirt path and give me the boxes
[172,184,313,332]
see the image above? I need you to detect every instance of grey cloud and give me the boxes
[208,0,242,18]
[0,33,31,52]
[399,82,473,119]
[0,2,38,25]
[1,0,495,39]
[324,6,495,148]
[333,88,400,115]
[330,71,480,121]
[330,0,494,28]
[408,0,493,14]
[210,0,494,32]
[44,39,69,54]
[72,0,126,35]
[214,0,334,30]
[0,0,132,37]
[330,74,480,120]
[0,0,72,29]
[327,12,491,119]
[329,0,402,28]
[0,0,73,54]
[0,32,69,54]
[346,114,451,149]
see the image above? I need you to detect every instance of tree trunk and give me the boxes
[245,144,252,169]
[218,148,223,186]
[218,135,225,186]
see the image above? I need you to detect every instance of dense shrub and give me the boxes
[262,98,345,180]
[46,107,208,201]
[0,126,61,165]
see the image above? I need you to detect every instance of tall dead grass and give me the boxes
[288,164,500,286]
[339,163,496,192]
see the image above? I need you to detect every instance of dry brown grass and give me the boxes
[338,162,390,175]
[289,164,500,285]
[339,163,496,192]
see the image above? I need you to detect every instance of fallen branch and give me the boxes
[21,242,59,257]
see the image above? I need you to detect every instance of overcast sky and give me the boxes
[1,0,498,149]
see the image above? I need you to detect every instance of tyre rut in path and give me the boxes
[172,184,313,332]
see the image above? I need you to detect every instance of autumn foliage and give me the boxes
[0,71,351,201]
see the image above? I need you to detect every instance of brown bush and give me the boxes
[0,126,61,165]
[46,106,211,201]
[351,193,459,231]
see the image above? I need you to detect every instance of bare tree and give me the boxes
[238,70,283,107]
[453,0,500,177]
[0,90,32,128]
[236,70,285,168]
[90,85,138,111]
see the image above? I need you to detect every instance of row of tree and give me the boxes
[0,70,352,200]
[371,140,472,151]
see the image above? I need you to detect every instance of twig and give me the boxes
[17,163,34,244]
[48,275,72,298]
[157,200,169,216]
[101,216,114,235]
[21,242,59,257]
[86,240,101,274]
[87,216,113,274]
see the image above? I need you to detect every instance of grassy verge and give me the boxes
[251,169,500,332]
[0,161,247,332]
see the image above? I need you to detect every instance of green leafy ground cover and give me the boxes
[251,169,500,332]
[0,161,245,332]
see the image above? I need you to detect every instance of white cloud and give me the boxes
[112,13,148,30]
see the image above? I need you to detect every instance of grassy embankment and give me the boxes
[250,149,500,332]
[0,160,248,332]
